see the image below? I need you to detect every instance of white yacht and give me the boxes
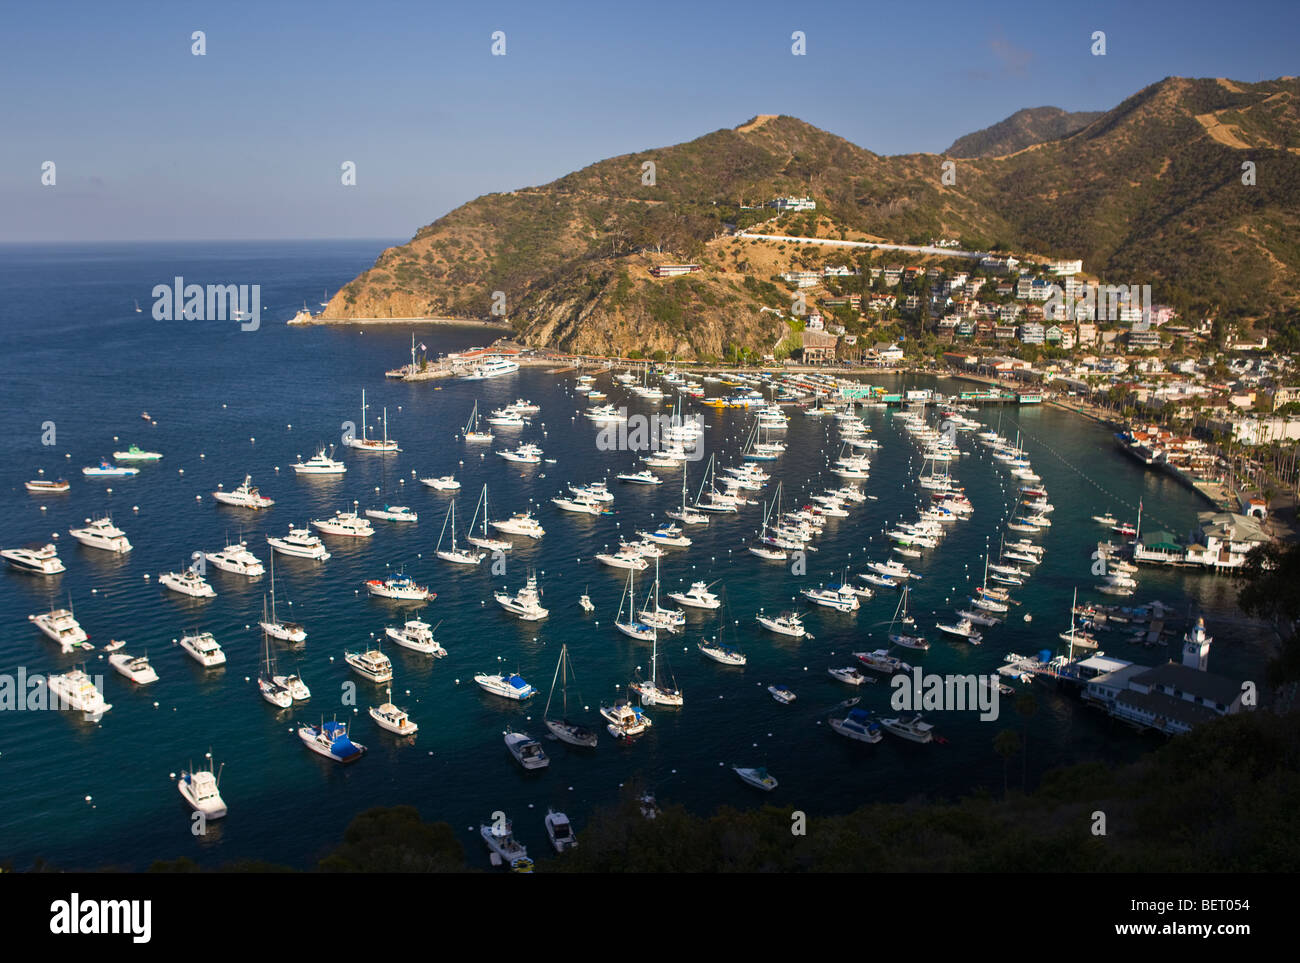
[474,672,536,700]
[204,541,265,577]
[298,719,367,763]
[600,700,651,739]
[179,631,226,667]
[460,355,520,380]
[345,647,393,683]
[497,442,542,464]
[495,574,549,621]
[490,511,544,539]
[420,475,461,491]
[178,757,227,818]
[48,669,111,722]
[504,730,550,770]
[594,547,648,570]
[616,469,662,485]
[159,568,217,598]
[733,766,778,791]
[365,504,418,524]
[756,610,809,638]
[267,526,331,561]
[854,649,913,674]
[552,493,605,515]
[292,445,347,475]
[212,475,275,510]
[29,606,91,652]
[666,580,720,610]
[768,684,797,704]
[370,689,419,735]
[879,713,936,744]
[829,707,883,744]
[801,583,860,612]
[311,509,374,538]
[828,666,870,686]
[2,543,66,574]
[385,619,447,657]
[69,516,132,553]
[108,652,159,685]
[481,817,532,872]
[365,573,433,601]
[935,617,984,643]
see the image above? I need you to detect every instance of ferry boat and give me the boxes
[179,631,226,667]
[2,543,66,575]
[666,580,720,610]
[495,574,549,621]
[385,619,447,657]
[82,460,139,477]
[504,731,550,770]
[601,700,651,739]
[474,672,536,700]
[854,649,912,674]
[344,647,393,683]
[879,713,936,744]
[733,766,778,791]
[292,445,347,475]
[311,509,374,538]
[365,573,433,601]
[29,606,90,652]
[25,478,70,494]
[546,809,577,853]
[370,689,419,735]
[111,445,162,462]
[480,817,532,872]
[48,669,112,722]
[830,707,883,744]
[212,475,275,510]
[298,719,366,763]
[69,516,132,553]
[178,757,227,819]
[204,541,265,577]
[461,356,520,380]
[266,526,331,560]
[159,568,217,598]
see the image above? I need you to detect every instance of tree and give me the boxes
[1236,541,1300,686]
[1015,693,1038,792]
[994,729,1021,798]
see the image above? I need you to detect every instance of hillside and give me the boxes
[321,77,1300,357]
[945,106,1105,157]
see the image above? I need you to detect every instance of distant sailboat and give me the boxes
[543,644,599,747]
[134,299,142,314]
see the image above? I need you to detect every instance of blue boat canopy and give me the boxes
[507,674,528,689]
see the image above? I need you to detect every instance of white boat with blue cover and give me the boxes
[298,719,366,762]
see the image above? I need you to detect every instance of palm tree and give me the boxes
[993,729,1021,798]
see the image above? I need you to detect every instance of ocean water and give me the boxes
[0,241,1270,870]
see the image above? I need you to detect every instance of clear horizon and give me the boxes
[3,0,1297,242]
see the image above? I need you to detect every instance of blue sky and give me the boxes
[2,0,1296,241]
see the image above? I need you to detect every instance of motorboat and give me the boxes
[311,509,374,538]
[107,652,158,686]
[159,568,217,598]
[474,672,536,700]
[82,460,139,477]
[298,719,366,762]
[935,618,984,643]
[345,647,393,683]
[177,757,227,818]
[767,685,797,704]
[733,766,778,791]
[879,713,936,744]
[179,630,226,667]
[579,593,595,613]
[800,583,860,612]
[595,548,649,570]
[616,469,662,485]
[666,580,720,610]
[546,809,578,853]
[365,573,433,601]
[495,573,549,621]
[370,689,419,735]
[504,730,550,770]
[830,707,883,743]
[2,543,66,575]
[30,606,90,652]
[365,504,418,523]
[47,669,111,722]
[756,610,809,639]
[480,816,532,872]
[854,649,913,674]
[68,516,132,553]
[292,445,346,475]
[420,475,461,491]
[385,619,447,657]
[490,511,545,539]
[204,541,265,577]
[266,526,331,560]
[212,475,274,510]
[112,445,162,462]
[498,443,542,464]
[600,699,651,739]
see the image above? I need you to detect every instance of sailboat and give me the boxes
[636,556,685,634]
[257,604,293,709]
[345,389,399,452]
[749,480,788,559]
[543,645,599,747]
[365,441,417,522]
[665,461,709,525]
[463,401,494,444]
[436,500,486,565]
[630,623,683,706]
[614,567,655,642]
[887,585,929,650]
[466,484,512,553]
[259,551,307,643]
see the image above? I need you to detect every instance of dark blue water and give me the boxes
[0,241,1270,870]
